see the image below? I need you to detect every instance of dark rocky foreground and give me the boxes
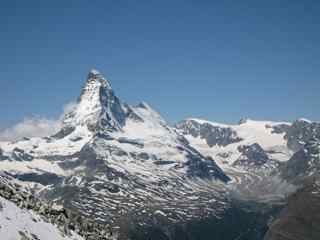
[0,174,113,240]
[0,174,285,240]
[128,200,283,240]
[264,179,320,240]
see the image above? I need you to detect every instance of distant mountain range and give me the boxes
[0,70,319,240]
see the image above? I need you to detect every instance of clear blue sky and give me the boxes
[1,0,319,128]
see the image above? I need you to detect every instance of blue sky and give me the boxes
[0,0,319,129]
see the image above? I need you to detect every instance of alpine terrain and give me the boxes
[0,70,319,240]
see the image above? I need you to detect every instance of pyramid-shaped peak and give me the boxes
[86,69,112,89]
[87,69,103,79]
[57,69,127,136]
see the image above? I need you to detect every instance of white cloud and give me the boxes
[0,101,77,141]
[0,117,60,141]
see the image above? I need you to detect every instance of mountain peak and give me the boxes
[85,69,112,90]
[56,70,128,137]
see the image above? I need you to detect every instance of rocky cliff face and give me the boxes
[284,119,320,152]
[264,179,320,240]
[280,137,320,183]
[232,143,270,167]
[176,119,242,147]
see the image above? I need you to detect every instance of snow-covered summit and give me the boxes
[58,70,128,136]
[0,70,230,232]
[85,68,112,89]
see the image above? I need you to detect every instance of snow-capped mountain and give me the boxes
[175,118,292,171]
[175,118,320,202]
[176,118,320,174]
[0,70,230,236]
[1,69,319,239]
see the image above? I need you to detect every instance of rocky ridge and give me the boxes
[0,172,114,240]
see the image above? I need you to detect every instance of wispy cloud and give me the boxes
[0,117,60,141]
[0,101,77,141]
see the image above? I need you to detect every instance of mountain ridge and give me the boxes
[0,70,232,238]
[1,69,319,240]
